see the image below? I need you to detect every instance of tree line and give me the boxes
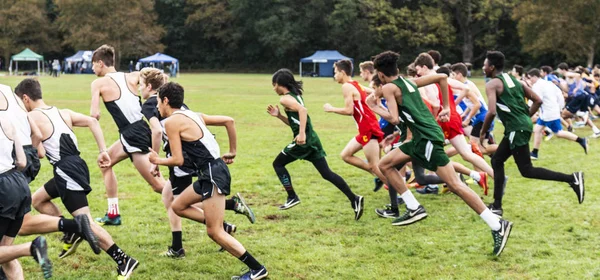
[0,0,598,72]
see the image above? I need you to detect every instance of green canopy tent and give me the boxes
[9,48,44,75]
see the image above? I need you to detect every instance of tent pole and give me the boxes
[16,61,18,74]
[299,62,302,77]
[37,60,40,75]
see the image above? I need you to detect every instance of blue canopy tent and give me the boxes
[64,50,93,74]
[299,50,353,77]
[138,53,179,75]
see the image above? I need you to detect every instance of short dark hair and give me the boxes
[527,68,541,78]
[373,51,400,77]
[464,62,473,71]
[540,66,553,75]
[372,73,382,87]
[14,78,42,100]
[486,51,505,72]
[513,65,524,76]
[334,59,353,76]
[557,62,569,71]
[427,50,441,65]
[157,82,184,109]
[451,63,468,77]
[92,44,115,67]
[436,66,451,76]
[413,53,434,70]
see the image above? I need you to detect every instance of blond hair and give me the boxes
[359,61,374,73]
[140,67,168,90]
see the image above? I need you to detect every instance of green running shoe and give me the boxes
[95,213,122,226]
[492,219,513,257]
[233,193,256,224]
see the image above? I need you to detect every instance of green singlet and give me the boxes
[495,73,533,149]
[282,92,326,161]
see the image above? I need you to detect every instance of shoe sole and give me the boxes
[34,236,53,279]
[495,222,513,257]
[374,209,398,219]
[79,215,101,254]
[578,172,585,204]
[391,213,428,226]
[59,236,83,259]
[254,271,268,280]
[355,196,364,221]
[279,200,300,210]
[236,193,256,224]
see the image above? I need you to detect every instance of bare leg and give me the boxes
[363,139,386,182]
[0,236,29,280]
[132,152,166,193]
[171,187,206,223]
[340,138,371,173]
[71,207,115,251]
[31,187,61,217]
[450,135,494,178]
[378,148,412,194]
[101,140,129,199]
[203,189,245,257]
[17,213,60,236]
[162,182,182,232]
[532,124,544,150]
[435,164,486,213]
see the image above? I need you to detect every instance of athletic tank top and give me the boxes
[495,73,532,133]
[434,84,462,126]
[35,107,80,164]
[104,72,143,130]
[461,81,488,122]
[347,81,381,133]
[391,77,444,143]
[0,84,31,146]
[171,110,220,169]
[0,122,15,173]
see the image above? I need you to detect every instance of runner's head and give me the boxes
[139,67,168,100]
[406,63,417,78]
[359,61,375,82]
[436,66,451,76]
[413,53,434,77]
[334,59,353,84]
[540,66,553,77]
[92,44,116,77]
[483,50,504,78]
[451,63,468,80]
[272,68,303,96]
[557,62,569,76]
[371,73,384,98]
[526,68,541,84]
[157,82,184,117]
[14,78,42,112]
[511,65,523,79]
[427,50,441,67]
[373,51,400,81]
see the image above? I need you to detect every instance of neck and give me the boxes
[164,107,181,117]
[383,75,399,83]
[29,100,48,109]
[341,76,352,84]
[102,67,117,76]
[456,76,467,83]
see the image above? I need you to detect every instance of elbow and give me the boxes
[174,158,184,166]
[389,118,400,125]
[16,159,26,170]
[91,113,100,120]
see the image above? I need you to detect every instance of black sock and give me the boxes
[171,231,182,251]
[238,251,262,270]
[284,186,297,199]
[58,218,80,233]
[576,137,585,144]
[390,206,399,214]
[532,148,539,154]
[106,244,128,265]
[225,199,236,211]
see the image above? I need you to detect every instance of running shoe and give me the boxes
[233,193,256,224]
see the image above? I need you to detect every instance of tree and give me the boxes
[514,0,600,67]
[0,0,59,66]
[55,0,165,66]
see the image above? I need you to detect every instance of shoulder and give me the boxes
[91,76,110,88]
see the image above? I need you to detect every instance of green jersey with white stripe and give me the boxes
[495,73,532,134]
[282,92,325,161]
[391,77,445,144]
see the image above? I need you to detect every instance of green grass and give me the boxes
[1,73,599,279]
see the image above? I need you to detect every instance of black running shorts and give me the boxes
[120,120,152,156]
[0,170,31,221]
[22,145,41,183]
[193,158,231,201]
[44,156,91,213]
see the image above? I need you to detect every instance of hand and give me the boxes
[479,132,487,147]
[294,132,306,145]
[380,133,397,148]
[149,148,159,165]
[267,104,280,117]
[462,119,470,128]
[150,163,160,177]
[366,93,378,108]
[323,103,334,112]
[97,151,111,168]
[222,152,236,164]
[437,107,450,122]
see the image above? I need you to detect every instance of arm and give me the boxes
[201,114,237,163]
[90,80,102,120]
[150,118,184,166]
[382,84,400,125]
[366,93,394,122]
[267,103,290,126]
[1,119,26,170]
[27,116,42,148]
[149,117,162,154]
[419,87,440,116]
[462,91,481,127]
[281,95,308,145]
[522,85,542,116]
[480,80,500,144]
[324,83,354,115]
[66,109,111,168]
[412,74,450,120]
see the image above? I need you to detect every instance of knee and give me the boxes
[31,194,45,212]
[171,201,185,217]
[340,152,351,163]
[517,165,535,178]
[206,226,223,241]
[151,183,163,194]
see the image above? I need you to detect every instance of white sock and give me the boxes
[400,190,420,210]
[470,171,481,182]
[480,209,501,231]
[107,197,119,216]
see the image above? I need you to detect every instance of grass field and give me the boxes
[1,73,600,279]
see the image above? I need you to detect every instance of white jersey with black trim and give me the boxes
[35,107,79,165]
[0,122,15,173]
[0,84,31,146]
[172,110,220,168]
[104,72,143,130]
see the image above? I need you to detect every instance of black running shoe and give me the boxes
[570,171,585,204]
[373,178,384,192]
[492,219,513,256]
[160,247,185,258]
[31,236,52,279]
[579,138,588,154]
[375,208,399,218]
[75,214,101,254]
[487,203,503,217]
[279,196,300,210]
[117,256,139,280]
[58,232,83,259]
[231,266,268,280]
[353,195,364,221]
[391,205,427,226]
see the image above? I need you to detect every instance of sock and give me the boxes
[284,186,297,199]
[470,171,481,182]
[58,218,79,233]
[238,251,263,270]
[480,209,501,231]
[593,126,600,134]
[107,197,119,218]
[225,199,236,211]
[400,190,420,210]
[171,231,182,251]
[106,244,128,265]
[532,148,539,155]
[576,137,585,144]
